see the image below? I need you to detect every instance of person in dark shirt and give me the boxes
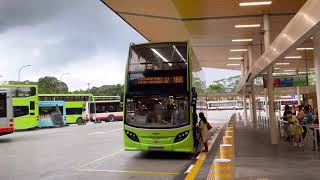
[283,105,292,141]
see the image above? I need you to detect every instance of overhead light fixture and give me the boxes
[296,47,314,51]
[227,64,241,66]
[173,45,186,62]
[151,48,172,66]
[239,1,272,6]
[230,49,248,52]
[235,24,261,28]
[232,39,253,42]
[228,57,244,60]
[275,62,290,65]
[285,56,302,59]
[284,69,295,72]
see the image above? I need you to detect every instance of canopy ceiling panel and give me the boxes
[102,0,307,70]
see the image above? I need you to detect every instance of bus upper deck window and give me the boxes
[30,87,36,96]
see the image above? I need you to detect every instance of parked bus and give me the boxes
[123,41,206,153]
[82,96,123,122]
[207,100,243,110]
[39,94,92,124]
[38,101,66,128]
[0,85,39,130]
[256,97,298,111]
[0,88,14,136]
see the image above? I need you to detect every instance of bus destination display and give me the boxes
[136,76,184,85]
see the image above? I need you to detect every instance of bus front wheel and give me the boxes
[107,115,115,122]
[77,118,85,125]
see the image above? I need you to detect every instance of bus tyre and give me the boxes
[107,115,115,122]
[77,118,84,125]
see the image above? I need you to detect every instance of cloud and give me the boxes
[0,0,70,33]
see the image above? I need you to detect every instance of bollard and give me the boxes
[225,130,233,137]
[220,144,234,162]
[213,159,234,180]
[223,136,234,147]
[226,126,234,131]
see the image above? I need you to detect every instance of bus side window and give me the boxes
[30,101,35,110]
[30,87,36,96]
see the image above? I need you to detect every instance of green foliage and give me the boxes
[208,75,241,93]
[38,76,68,94]
[193,76,206,94]
[207,83,225,93]
[73,84,124,96]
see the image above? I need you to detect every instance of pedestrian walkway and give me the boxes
[235,121,320,180]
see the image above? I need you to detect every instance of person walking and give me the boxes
[283,105,292,141]
[199,112,210,152]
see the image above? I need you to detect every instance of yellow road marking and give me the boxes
[77,168,179,175]
[185,123,224,180]
[76,150,124,169]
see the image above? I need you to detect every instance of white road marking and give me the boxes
[184,164,194,174]
[88,128,123,135]
[88,132,106,135]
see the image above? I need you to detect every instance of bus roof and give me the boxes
[39,94,93,97]
[0,84,38,88]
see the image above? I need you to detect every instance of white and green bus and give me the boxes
[123,41,206,153]
[0,88,14,136]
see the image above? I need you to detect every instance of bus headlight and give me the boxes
[174,131,189,143]
[125,130,140,142]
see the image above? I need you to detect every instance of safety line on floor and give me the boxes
[185,123,224,180]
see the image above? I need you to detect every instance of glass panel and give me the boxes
[129,42,187,72]
[66,108,82,115]
[13,106,29,117]
[90,102,120,113]
[30,101,35,110]
[0,92,7,118]
[125,95,189,128]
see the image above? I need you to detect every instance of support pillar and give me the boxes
[248,45,257,128]
[297,86,301,105]
[313,31,320,131]
[241,59,248,122]
[264,14,279,144]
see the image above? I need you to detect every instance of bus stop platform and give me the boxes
[235,121,320,180]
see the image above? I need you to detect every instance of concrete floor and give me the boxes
[0,111,234,180]
[235,120,320,180]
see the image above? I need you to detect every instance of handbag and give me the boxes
[206,122,212,130]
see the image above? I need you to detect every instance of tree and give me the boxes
[38,76,68,94]
[193,77,206,94]
[207,83,225,93]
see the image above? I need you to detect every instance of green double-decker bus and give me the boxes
[0,84,39,130]
[39,94,93,124]
[123,41,206,153]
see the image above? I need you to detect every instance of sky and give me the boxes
[0,0,240,91]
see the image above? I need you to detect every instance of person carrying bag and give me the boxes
[199,112,210,152]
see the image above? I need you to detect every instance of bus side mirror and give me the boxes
[191,87,197,106]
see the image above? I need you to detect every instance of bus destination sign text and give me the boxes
[137,76,184,85]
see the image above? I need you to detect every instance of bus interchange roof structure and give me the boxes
[101,0,320,91]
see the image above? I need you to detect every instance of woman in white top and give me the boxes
[199,112,209,152]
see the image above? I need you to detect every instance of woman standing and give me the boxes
[199,112,210,152]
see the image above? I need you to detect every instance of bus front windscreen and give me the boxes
[126,95,189,128]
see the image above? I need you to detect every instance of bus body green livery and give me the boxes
[0,84,39,130]
[39,94,92,124]
[123,41,206,153]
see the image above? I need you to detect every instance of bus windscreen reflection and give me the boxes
[126,96,189,128]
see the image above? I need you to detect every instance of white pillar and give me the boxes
[241,59,248,121]
[264,14,279,144]
[313,31,320,131]
[248,45,257,128]
[297,86,301,105]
